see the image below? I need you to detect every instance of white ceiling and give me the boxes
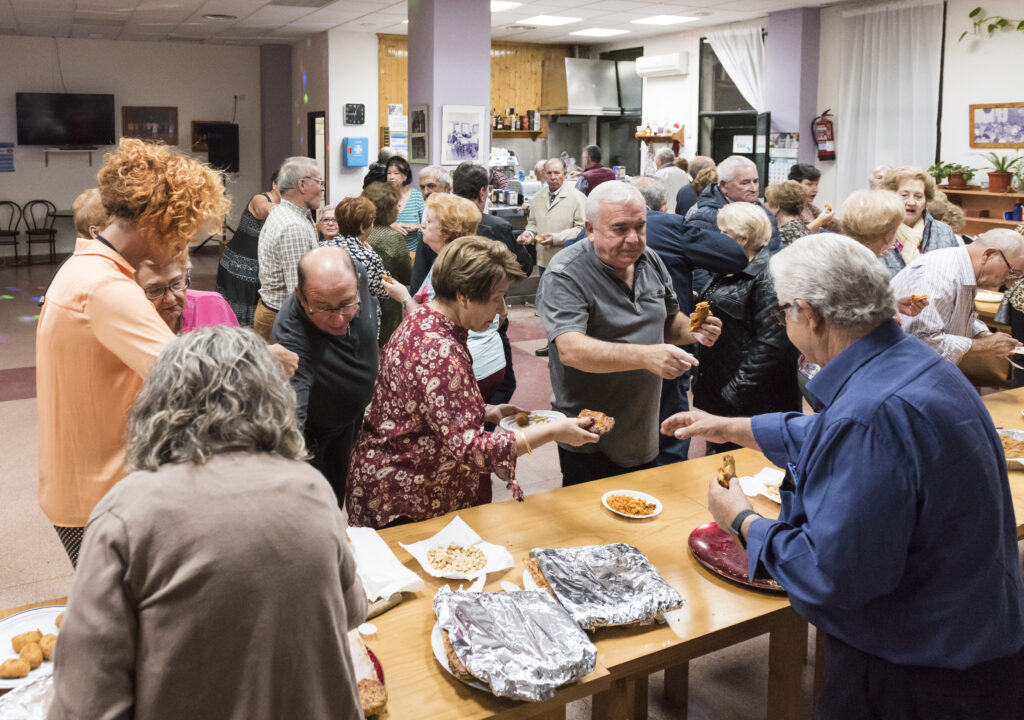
[0,0,848,45]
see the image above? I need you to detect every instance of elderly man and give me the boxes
[538,181,722,485]
[419,165,451,199]
[689,155,781,252]
[575,144,616,196]
[653,147,691,214]
[891,228,1022,365]
[517,158,586,273]
[665,234,1024,719]
[255,156,323,341]
[675,155,715,217]
[272,246,379,506]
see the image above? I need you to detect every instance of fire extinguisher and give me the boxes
[812,109,835,161]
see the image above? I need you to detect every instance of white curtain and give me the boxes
[706,27,766,112]
[837,0,943,201]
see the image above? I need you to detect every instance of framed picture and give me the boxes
[441,105,484,165]
[409,104,429,164]
[122,106,178,145]
[191,121,229,152]
[969,103,1024,148]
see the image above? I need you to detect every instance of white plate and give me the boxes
[976,289,1004,303]
[430,623,489,692]
[600,490,662,519]
[399,516,514,580]
[498,410,566,432]
[997,428,1024,470]
[0,606,64,690]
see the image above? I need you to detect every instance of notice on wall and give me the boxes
[732,135,753,154]
[0,143,13,173]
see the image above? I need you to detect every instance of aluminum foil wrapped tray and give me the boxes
[433,585,597,702]
[531,543,684,631]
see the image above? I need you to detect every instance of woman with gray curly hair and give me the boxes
[49,326,368,720]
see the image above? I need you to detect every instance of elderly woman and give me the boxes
[787,164,840,233]
[71,187,108,240]
[664,234,1024,719]
[135,255,238,334]
[50,327,367,720]
[881,165,960,275]
[765,180,810,246]
[691,203,800,453]
[386,155,425,252]
[36,138,228,567]
[347,237,599,528]
[869,164,891,190]
[363,182,413,345]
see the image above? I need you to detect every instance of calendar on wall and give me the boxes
[768,132,799,184]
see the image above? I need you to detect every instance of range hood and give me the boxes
[540,58,641,117]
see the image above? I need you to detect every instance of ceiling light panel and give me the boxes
[569,27,627,37]
[519,15,580,26]
[631,15,698,25]
[490,1,522,10]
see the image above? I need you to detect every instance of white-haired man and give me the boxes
[653,147,691,214]
[891,228,1023,365]
[665,234,1024,718]
[418,165,451,199]
[688,155,780,253]
[537,181,722,486]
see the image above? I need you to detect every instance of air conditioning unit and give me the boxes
[635,52,689,78]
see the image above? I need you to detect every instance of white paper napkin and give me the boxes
[737,467,786,503]
[399,516,514,580]
[347,526,425,602]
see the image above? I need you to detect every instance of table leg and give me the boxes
[663,663,688,716]
[591,677,629,720]
[630,674,648,720]
[532,705,566,720]
[766,609,808,720]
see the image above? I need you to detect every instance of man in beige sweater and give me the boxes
[517,157,586,273]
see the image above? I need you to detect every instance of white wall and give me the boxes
[0,36,261,259]
[814,5,843,206]
[291,32,330,201]
[326,30,379,202]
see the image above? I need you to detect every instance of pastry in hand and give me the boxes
[689,301,713,332]
[908,294,929,303]
[717,454,737,489]
[578,409,615,435]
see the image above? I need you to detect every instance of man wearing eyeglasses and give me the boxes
[891,228,1023,366]
[255,156,325,342]
[272,246,379,507]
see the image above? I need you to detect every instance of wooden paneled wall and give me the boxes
[378,34,409,132]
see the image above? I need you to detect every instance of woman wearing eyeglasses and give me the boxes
[135,256,238,334]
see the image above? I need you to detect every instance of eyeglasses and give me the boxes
[305,298,360,317]
[997,250,1022,282]
[771,302,792,327]
[301,176,325,189]
[143,271,190,301]
[320,216,337,225]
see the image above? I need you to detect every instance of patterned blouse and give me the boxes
[346,305,521,528]
[779,218,811,246]
[322,235,388,300]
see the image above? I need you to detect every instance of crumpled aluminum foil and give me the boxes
[0,674,53,720]
[433,585,597,702]
[531,543,684,631]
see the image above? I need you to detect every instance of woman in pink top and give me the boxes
[135,257,239,334]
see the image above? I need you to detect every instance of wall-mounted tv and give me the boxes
[16,93,116,147]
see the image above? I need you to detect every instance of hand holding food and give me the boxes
[689,301,713,332]
[644,344,696,380]
[578,409,615,435]
[692,315,722,347]
[896,294,930,317]
[717,454,737,489]
[551,417,602,447]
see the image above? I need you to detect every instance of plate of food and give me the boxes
[498,409,566,432]
[688,522,785,593]
[399,516,514,580]
[601,490,662,519]
[0,606,64,689]
[997,428,1024,469]
[430,623,491,693]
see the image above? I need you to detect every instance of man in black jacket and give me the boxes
[633,176,748,465]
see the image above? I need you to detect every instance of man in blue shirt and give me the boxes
[665,234,1024,718]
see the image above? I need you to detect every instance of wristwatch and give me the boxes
[729,509,761,549]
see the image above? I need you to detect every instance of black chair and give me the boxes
[0,201,21,266]
[23,200,57,264]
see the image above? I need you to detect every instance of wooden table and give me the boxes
[981,386,1024,539]
[976,294,1010,334]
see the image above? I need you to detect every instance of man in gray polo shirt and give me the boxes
[538,181,722,486]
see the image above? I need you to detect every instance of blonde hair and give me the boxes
[717,202,771,251]
[71,188,108,238]
[362,182,401,226]
[432,235,525,303]
[426,193,481,242]
[840,190,905,248]
[692,167,718,196]
[882,166,936,202]
[98,138,229,254]
[765,181,806,215]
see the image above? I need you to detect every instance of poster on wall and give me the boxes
[970,103,1024,148]
[441,105,484,165]
[409,105,429,164]
[122,106,178,145]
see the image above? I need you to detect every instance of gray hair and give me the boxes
[972,228,1024,253]
[631,176,667,211]
[420,165,452,188]
[689,155,715,178]
[769,234,896,328]
[585,180,644,224]
[277,156,319,193]
[870,164,892,178]
[655,147,676,165]
[717,155,756,183]
[378,147,396,163]
[545,157,567,172]
[125,326,306,472]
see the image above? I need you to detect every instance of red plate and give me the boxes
[688,522,785,593]
[367,647,385,684]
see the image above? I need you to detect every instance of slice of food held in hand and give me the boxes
[578,409,615,435]
[689,301,713,332]
[717,454,737,489]
[908,294,929,303]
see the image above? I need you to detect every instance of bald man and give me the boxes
[273,246,380,505]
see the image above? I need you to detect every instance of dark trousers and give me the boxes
[558,446,655,487]
[306,420,361,508]
[657,368,692,465]
[486,319,516,405]
[818,634,1024,720]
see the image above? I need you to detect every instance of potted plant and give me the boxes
[928,161,955,185]
[946,164,977,188]
[976,152,1024,193]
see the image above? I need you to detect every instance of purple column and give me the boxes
[766,8,820,165]
[261,44,292,184]
[407,0,491,179]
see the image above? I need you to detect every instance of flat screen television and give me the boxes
[16,93,116,147]
[206,123,239,174]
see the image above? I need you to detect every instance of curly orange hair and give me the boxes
[97,138,229,253]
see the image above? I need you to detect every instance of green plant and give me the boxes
[976,152,1024,173]
[960,7,1024,41]
[948,163,978,182]
[928,161,978,184]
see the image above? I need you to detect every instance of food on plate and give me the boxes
[908,294,929,303]
[606,494,657,517]
[1000,434,1024,458]
[11,630,42,654]
[514,411,530,427]
[0,657,30,679]
[578,409,615,435]
[38,634,57,661]
[717,454,737,489]
[442,629,478,683]
[428,543,486,574]
[689,301,713,332]
[525,557,552,594]
[358,678,388,717]
[19,642,43,670]
[55,613,63,629]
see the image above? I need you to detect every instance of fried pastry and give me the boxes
[578,409,615,435]
[689,301,712,332]
[442,629,478,683]
[358,677,388,717]
[515,411,530,427]
[11,630,42,654]
[39,634,57,661]
[717,454,737,489]
[55,613,63,629]
[908,294,929,303]
[0,657,30,679]
[1000,434,1024,458]
[19,642,42,670]
[526,557,553,595]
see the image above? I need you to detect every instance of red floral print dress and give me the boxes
[346,304,522,528]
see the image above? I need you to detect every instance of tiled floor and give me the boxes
[0,250,815,719]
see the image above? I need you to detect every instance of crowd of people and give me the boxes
[32,137,1024,717]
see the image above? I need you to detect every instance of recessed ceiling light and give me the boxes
[569,27,628,37]
[491,1,522,10]
[519,15,580,26]
[505,24,535,30]
[203,14,237,20]
[631,15,698,25]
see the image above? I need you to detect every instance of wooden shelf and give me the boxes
[940,186,1024,200]
[636,135,676,144]
[941,185,1024,235]
[493,129,542,139]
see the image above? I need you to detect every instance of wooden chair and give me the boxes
[23,199,57,264]
[0,201,21,266]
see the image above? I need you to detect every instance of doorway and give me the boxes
[307,110,326,205]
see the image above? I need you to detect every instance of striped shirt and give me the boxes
[890,246,987,364]
[257,198,318,310]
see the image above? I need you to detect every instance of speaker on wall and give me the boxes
[207,123,239,173]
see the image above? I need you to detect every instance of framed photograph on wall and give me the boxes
[969,103,1024,148]
[409,104,429,164]
[441,105,484,165]
[122,106,178,145]
[191,121,229,152]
